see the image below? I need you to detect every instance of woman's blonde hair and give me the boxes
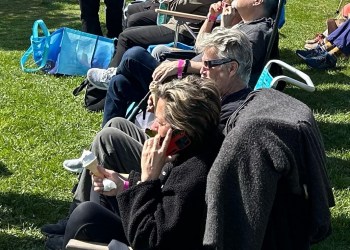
[155,75,221,144]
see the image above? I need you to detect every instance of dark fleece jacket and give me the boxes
[203,89,335,250]
[117,131,223,250]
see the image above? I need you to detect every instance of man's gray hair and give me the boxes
[196,27,253,85]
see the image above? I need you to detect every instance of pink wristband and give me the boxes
[208,15,217,22]
[123,180,130,190]
[177,59,185,79]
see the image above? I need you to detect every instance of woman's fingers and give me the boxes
[159,129,172,154]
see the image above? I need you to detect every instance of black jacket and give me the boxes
[117,132,223,250]
[204,89,335,250]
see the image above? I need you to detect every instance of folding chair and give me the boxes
[146,8,206,58]
[154,9,206,48]
[254,59,315,92]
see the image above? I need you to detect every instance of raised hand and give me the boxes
[141,129,173,182]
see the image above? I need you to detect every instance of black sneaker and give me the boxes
[44,234,64,250]
[41,218,68,237]
[304,53,337,70]
[296,45,325,60]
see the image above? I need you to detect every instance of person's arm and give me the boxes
[195,1,223,47]
[151,60,202,83]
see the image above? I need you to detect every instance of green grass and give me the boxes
[0,0,349,249]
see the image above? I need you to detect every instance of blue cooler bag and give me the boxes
[20,19,115,76]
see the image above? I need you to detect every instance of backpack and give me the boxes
[73,79,107,112]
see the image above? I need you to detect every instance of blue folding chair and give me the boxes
[254,59,315,92]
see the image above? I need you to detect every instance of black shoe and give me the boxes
[296,45,325,59]
[41,218,68,236]
[304,52,337,70]
[44,234,64,250]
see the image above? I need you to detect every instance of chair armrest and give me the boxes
[155,9,207,21]
[266,60,315,92]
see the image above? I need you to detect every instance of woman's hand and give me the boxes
[209,1,224,17]
[92,165,125,196]
[141,129,173,182]
[152,61,178,83]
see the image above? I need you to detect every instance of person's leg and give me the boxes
[90,183,120,214]
[327,19,350,56]
[127,0,158,15]
[126,1,159,27]
[73,117,147,204]
[62,202,128,247]
[102,47,159,125]
[109,25,193,67]
[127,9,159,27]
[79,0,103,36]
[93,118,147,172]
[104,0,124,38]
[42,119,147,236]
[102,74,142,122]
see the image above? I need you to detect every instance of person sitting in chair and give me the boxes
[153,0,280,88]
[87,0,280,91]
[63,76,224,250]
[99,0,281,124]
[41,28,253,249]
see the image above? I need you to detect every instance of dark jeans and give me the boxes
[109,25,194,67]
[126,0,159,28]
[102,46,159,126]
[63,201,128,248]
[79,0,123,38]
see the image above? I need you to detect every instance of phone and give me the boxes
[145,129,191,156]
[165,130,191,156]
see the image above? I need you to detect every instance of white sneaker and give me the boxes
[62,150,92,174]
[62,158,83,174]
[87,67,117,90]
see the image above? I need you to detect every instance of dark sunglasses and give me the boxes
[203,58,238,69]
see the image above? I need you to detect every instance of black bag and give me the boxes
[73,79,107,112]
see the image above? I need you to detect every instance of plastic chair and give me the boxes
[254,59,315,92]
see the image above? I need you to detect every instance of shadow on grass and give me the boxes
[0,161,12,177]
[0,192,70,229]
[0,0,81,51]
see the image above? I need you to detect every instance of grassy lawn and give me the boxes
[0,0,349,249]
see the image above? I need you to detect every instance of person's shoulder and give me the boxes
[222,87,252,104]
[237,17,273,34]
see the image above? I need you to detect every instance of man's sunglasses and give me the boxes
[203,58,238,69]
